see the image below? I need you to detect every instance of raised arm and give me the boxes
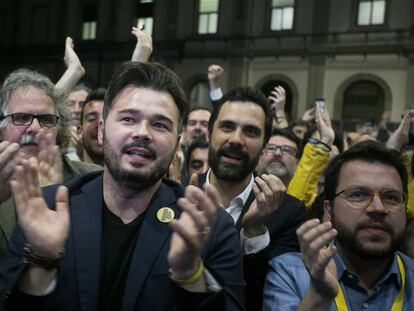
[131,27,153,62]
[269,85,288,129]
[55,37,85,93]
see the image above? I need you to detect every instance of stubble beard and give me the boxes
[331,212,405,261]
[103,135,173,191]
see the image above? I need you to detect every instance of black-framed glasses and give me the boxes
[0,113,59,128]
[264,144,297,157]
[333,186,407,212]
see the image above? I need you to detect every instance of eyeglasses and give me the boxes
[333,186,407,212]
[264,144,297,157]
[0,113,59,128]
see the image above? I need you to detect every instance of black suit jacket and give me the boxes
[0,171,245,311]
[198,172,307,311]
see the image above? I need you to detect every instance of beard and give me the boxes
[257,158,289,179]
[103,134,173,191]
[208,144,260,182]
[331,212,405,261]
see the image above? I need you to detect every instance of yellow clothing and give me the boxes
[287,143,330,208]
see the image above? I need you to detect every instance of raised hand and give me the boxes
[55,37,85,91]
[386,111,411,151]
[242,174,286,237]
[10,158,70,258]
[269,86,286,115]
[296,219,338,298]
[131,27,153,62]
[36,129,63,186]
[315,103,335,146]
[302,107,316,122]
[0,141,21,203]
[168,184,220,279]
[207,64,224,90]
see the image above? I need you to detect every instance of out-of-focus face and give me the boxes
[293,125,307,140]
[1,86,58,159]
[184,109,210,143]
[208,101,265,182]
[326,160,406,260]
[67,89,89,126]
[188,147,209,175]
[256,135,298,185]
[99,86,180,189]
[78,100,104,164]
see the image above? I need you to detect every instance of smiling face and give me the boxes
[1,86,58,159]
[79,99,104,164]
[208,101,265,182]
[256,135,298,184]
[99,85,180,189]
[326,160,406,260]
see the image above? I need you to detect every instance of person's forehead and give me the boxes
[217,101,265,125]
[84,100,104,113]
[111,85,178,118]
[268,135,297,149]
[188,109,210,121]
[337,160,403,191]
[68,89,88,101]
[191,147,208,159]
[7,86,55,113]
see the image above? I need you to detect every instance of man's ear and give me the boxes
[77,126,83,140]
[98,119,104,144]
[323,200,333,221]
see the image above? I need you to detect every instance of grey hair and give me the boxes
[0,69,70,149]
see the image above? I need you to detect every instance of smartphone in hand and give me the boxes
[314,98,326,113]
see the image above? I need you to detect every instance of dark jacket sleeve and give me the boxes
[243,195,307,311]
[174,209,245,311]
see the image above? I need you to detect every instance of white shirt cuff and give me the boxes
[240,227,270,255]
[209,88,223,101]
[203,268,222,292]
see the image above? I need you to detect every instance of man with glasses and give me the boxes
[256,128,301,187]
[0,69,100,262]
[264,141,414,311]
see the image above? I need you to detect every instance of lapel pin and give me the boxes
[157,207,175,223]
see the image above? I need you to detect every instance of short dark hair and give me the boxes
[80,88,106,125]
[324,141,408,202]
[270,128,303,158]
[208,86,272,146]
[104,62,188,131]
[184,106,212,127]
[188,135,209,158]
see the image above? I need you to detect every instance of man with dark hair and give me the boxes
[77,88,105,165]
[2,62,244,310]
[264,141,414,311]
[198,86,307,310]
[256,128,301,186]
[187,135,209,176]
[183,107,211,146]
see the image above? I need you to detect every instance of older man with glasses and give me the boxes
[264,141,414,311]
[256,128,301,187]
[0,69,101,262]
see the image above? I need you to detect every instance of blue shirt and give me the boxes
[263,252,414,311]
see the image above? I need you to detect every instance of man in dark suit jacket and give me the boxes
[199,86,307,310]
[0,62,244,310]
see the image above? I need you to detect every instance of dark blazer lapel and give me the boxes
[70,174,104,311]
[234,190,255,231]
[122,182,180,311]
